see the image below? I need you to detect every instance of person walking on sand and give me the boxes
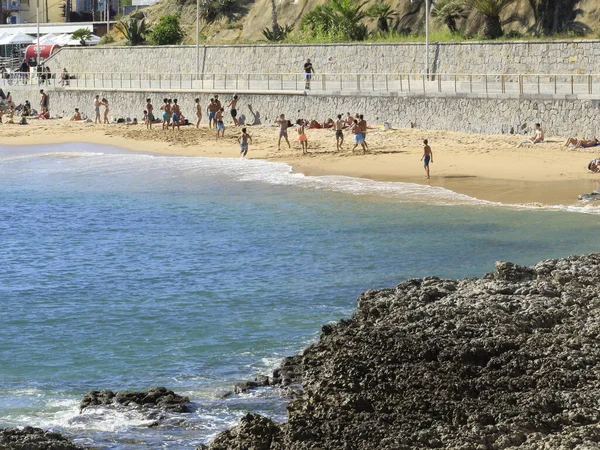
[227,95,239,126]
[297,123,308,154]
[171,99,181,131]
[335,114,345,151]
[195,98,202,128]
[160,98,171,130]
[146,98,154,130]
[216,108,225,139]
[277,114,291,150]
[304,58,314,90]
[421,139,433,179]
[93,95,101,124]
[351,119,366,154]
[238,127,252,158]
[207,98,218,129]
[39,89,49,117]
[101,98,110,124]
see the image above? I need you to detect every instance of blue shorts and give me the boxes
[162,112,170,121]
[217,122,224,131]
[209,111,216,120]
[240,142,248,152]
[172,113,180,123]
[354,134,364,144]
[424,155,431,166]
[305,74,312,80]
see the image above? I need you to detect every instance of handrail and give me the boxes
[1,71,599,96]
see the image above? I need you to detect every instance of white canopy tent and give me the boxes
[32,34,58,45]
[0,33,34,45]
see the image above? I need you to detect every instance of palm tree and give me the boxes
[431,0,467,34]
[366,2,397,33]
[71,28,93,46]
[465,0,515,39]
[116,17,147,46]
[301,0,368,41]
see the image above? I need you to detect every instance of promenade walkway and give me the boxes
[3,72,600,98]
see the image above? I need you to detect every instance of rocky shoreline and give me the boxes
[204,254,600,449]
[4,254,600,449]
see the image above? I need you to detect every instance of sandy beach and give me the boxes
[1,118,599,206]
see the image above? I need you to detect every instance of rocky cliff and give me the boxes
[204,254,600,449]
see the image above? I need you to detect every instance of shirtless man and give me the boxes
[160,98,171,130]
[421,139,433,179]
[195,98,202,128]
[227,95,239,126]
[358,114,369,152]
[214,94,222,110]
[39,89,49,117]
[93,95,101,124]
[351,119,366,154]
[171,99,181,130]
[216,108,225,139]
[207,98,219,129]
[527,123,544,144]
[146,98,154,130]
[335,114,345,151]
[277,114,291,150]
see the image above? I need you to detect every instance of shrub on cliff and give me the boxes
[465,0,515,39]
[116,17,147,46]
[148,15,184,45]
[431,0,468,34]
[301,0,369,41]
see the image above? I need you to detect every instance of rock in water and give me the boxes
[0,426,86,450]
[80,386,190,413]
[208,254,600,449]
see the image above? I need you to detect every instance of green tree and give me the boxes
[116,17,147,46]
[366,2,397,33]
[431,0,467,34]
[148,15,184,45]
[465,0,515,39]
[262,24,292,41]
[301,0,368,41]
[71,28,93,45]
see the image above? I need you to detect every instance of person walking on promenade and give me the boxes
[421,139,433,179]
[335,114,345,151]
[304,58,314,90]
[93,95,101,124]
[227,95,239,126]
[195,98,202,128]
[146,98,154,130]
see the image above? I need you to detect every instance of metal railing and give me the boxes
[2,72,600,96]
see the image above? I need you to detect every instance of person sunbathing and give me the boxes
[71,108,82,121]
[565,136,598,148]
[588,159,600,173]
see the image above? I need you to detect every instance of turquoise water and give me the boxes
[1,143,599,449]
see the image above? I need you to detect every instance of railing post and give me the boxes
[110,72,113,89]
[399,74,403,92]
[212,73,215,89]
[437,74,441,92]
[422,73,425,93]
[571,75,574,94]
[454,74,457,93]
[554,75,557,94]
[340,74,342,91]
[280,74,283,90]
[407,75,411,92]
[485,75,488,94]
[519,75,523,94]
[501,75,505,94]
[588,74,592,94]
[371,74,375,91]
[537,75,540,94]
[385,74,389,92]
[356,74,360,91]
[469,75,472,93]
[180,73,182,90]
[247,73,250,90]
[267,73,270,90]
[322,74,326,91]
[84,72,87,88]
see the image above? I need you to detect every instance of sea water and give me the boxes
[1,143,599,449]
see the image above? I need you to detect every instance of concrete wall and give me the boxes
[8,87,600,137]
[45,40,600,77]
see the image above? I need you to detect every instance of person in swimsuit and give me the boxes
[351,119,366,154]
[238,127,252,158]
[227,95,239,126]
[335,114,345,151]
[71,108,82,121]
[39,90,49,117]
[277,114,291,150]
[195,98,202,128]
[207,98,218,129]
[161,98,171,130]
[297,123,308,154]
[101,98,110,124]
[216,108,225,139]
[146,98,154,130]
[565,136,598,148]
[93,95,101,124]
[421,139,433,179]
[304,58,314,90]
[358,114,369,152]
[171,99,181,130]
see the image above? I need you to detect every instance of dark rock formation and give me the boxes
[0,426,86,450]
[80,386,190,413]
[206,254,600,449]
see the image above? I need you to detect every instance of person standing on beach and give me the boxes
[421,139,433,179]
[39,89,49,117]
[195,98,202,128]
[216,108,225,139]
[101,98,110,124]
[214,94,222,110]
[227,95,239,126]
[297,122,308,154]
[335,114,345,151]
[358,114,369,152]
[146,98,154,130]
[207,98,218,129]
[238,127,252,158]
[160,98,171,130]
[93,95,101,124]
[351,119,366,154]
[277,114,291,150]
[171,99,181,131]
[304,58,314,90]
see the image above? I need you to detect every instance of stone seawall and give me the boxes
[8,87,600,137]
[45,40,600,77]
